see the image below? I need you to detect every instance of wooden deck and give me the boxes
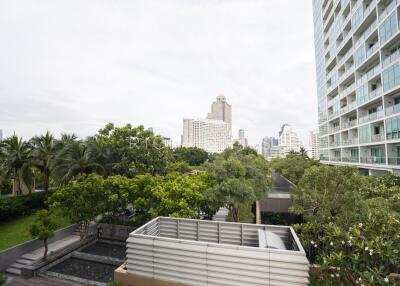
[7,276,84,286]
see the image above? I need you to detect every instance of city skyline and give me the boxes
[0,0,317,147]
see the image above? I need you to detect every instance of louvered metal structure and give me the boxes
[125,217,309,286]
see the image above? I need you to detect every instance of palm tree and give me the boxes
[52,140,105,184]
[30,131,57,192]
[0,135,34,195]
[299,147,309,159]
[86,137,117,176]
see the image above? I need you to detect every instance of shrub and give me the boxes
[0,273,6,285]
[106,282,122,286]
[0,192,47,221]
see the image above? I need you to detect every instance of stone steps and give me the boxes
[5,225,81,277]
[6,256,35,276]
[6,266,21,276]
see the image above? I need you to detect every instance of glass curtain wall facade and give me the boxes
[312,0,400,174]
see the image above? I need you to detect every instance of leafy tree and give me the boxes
[30,131,57,192]
[172,147,209,166]
[48,174,108,238]
[131,173,212,225]
[166,161,192,174]
[205,147,271,222]
[0,135,34,195]
[103,175,132,217]
[94,123,170,177]
[291,165,400,285]
[271,153,319,185]
[29,209,58,258]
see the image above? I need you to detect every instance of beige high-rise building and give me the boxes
[278,125,303,153]
[182,95,233,153]
[207,94,232,129]
[182,118,232,153]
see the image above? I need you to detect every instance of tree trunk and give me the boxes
[232,207,240,222]
[255,200,261,224]
[43,168,49,193]
[43,238,48,259]
[79,221,85,239]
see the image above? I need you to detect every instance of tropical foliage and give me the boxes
[290,166,400,285]
[29,209,58,258]
[205,144,271,222]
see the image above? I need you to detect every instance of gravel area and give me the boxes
[48,257,116,283]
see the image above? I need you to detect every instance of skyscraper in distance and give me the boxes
[309,129,320,160]
[261,136,278,160]
[312,0,400,175]
[182,95,233,153]
[207,94,232,129]
[238,129,248,147]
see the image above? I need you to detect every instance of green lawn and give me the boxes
[0,212,71,251]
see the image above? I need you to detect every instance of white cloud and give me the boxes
[0,0,317,145]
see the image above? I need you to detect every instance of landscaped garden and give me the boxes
[0,211,70,251]
[0,123,399,285]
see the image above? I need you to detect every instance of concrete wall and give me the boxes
[98,223,135,241]
[0,223,77,271]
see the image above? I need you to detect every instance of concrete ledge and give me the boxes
[0,223,78,272]
[114,264,189,286]
[21,237,95,278]
[44,271,105,286]
[73,251,124,266]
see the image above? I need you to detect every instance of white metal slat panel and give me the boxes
[153,268,207,286]
[127,218,309,286]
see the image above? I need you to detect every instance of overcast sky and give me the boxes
[0,0,317,147]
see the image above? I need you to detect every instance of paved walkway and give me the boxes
[23,235,80,260]
[6,234,80,276]
[6,276,84,286]
[212,207,229,222]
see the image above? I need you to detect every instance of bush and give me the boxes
[0,273,6,285]
[0,192,47,221]
[106,282,122,286]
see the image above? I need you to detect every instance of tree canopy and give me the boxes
[172,147,209,166]
[291,165,400,285]
[270,153,320,185]
[205,144,271,222]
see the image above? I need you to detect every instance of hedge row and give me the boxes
[0,192,47,221]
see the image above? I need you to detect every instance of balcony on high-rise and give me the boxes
[341,128,359,146]
[360,145,386,164]
[384,92,400,116]
[358,103,384,124]
[341,147,360,162]
[378,0,400,22]
[371,120,386,142]
[387,142,400,165]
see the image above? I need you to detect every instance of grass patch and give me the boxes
[0,211,71,251]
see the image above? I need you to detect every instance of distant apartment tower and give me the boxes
[261,136,278,159]
[238,129,248,147]
[182,95,233,153]
[312,0,400,175]
[182,118,232,153]
[279,125,303,153]
[207,94,232,129]
[309,129,320,160]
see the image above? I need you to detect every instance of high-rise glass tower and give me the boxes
[312,0,400,175]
